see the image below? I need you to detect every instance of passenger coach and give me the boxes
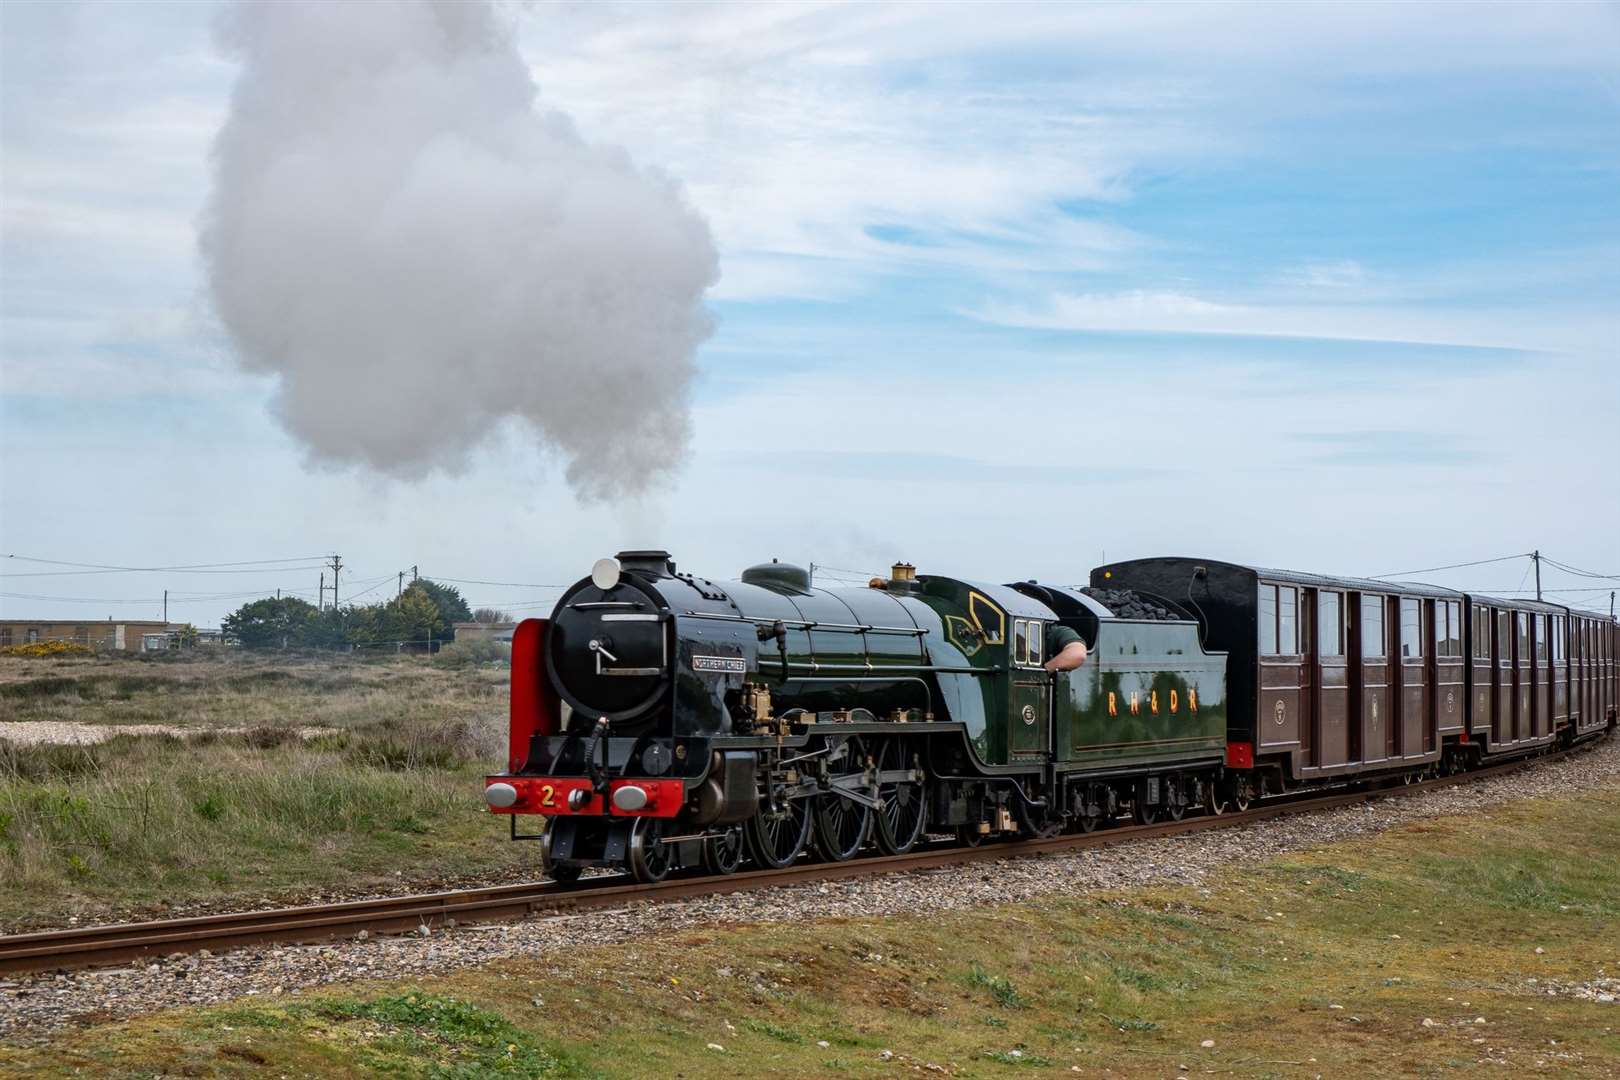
[1092,558,1616,793]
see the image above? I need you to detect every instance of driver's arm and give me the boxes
[1043,640,1088,672]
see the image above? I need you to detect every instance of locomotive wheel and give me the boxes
[1014,796,1064,839]
[745,798,812,870]
[1163,778,1186,822]
[701,826,745,875]
[1076,785,1106,832]
[540,827,583,885]
[627,818,672,884]
[956,824,985,847]
[813,738,872,862]
[1132,798,1159,826]
[1205,777,1229,816]
[1230,778,1253,812]
[873,741,927,855]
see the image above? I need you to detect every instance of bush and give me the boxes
[0,641,95,658]
[433,639,510,669]
[344,717,491,771]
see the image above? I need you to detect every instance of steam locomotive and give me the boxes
[483,550,1618,883]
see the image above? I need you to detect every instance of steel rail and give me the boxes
[0,742,1595,976]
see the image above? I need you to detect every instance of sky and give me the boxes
[2,0,1618,627]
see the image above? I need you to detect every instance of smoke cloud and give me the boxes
[200,0,717,499]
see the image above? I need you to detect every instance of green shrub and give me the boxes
[434,639,511,669]
[968,963,1027,1008]
[193,792,227,821]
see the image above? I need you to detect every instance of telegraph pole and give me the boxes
[163,590,168,623]
[327,554,343,609]
[397,570,404,599]
[1533,550,1542,602]
[319,572,326,610]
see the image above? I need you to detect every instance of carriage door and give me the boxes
[1396,597,1427,760]
[1299,589,1317,765]
[1470,603,1493,745]
[1316,590,1350,768]
[1009,619,1051,759]
[1514,612,1531,741]
[1496,609,1514,745]
[1356,594,1390,763]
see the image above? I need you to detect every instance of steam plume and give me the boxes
[200,0,717,499]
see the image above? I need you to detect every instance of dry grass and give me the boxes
[7,770,1619,1076]
[0,652,530,929]
[0,649,507,732]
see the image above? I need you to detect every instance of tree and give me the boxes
[471,607,513,624]
[410,579,471,642]
[396,586,443,645]
[223,597,322,648]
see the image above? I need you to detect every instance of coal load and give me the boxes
[1081,587,1181,621]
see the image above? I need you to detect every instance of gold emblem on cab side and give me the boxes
[1274,699,1286,726]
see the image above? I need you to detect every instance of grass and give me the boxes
[0,648,508,731]
[7,772,1619,1077]
[0,651,531,928]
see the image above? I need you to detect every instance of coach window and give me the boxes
[1553,618,1564,663]
[1472,607,1488,659]
[1319,591,1344,657]
[1438,601,1461,657]
[1535,616,1549,662]
[1278,586,1298,655]
[1517,613,1530,660]
[1361,596,1386,659]
[1400,598,1424,658]
[1259,584,1279,655]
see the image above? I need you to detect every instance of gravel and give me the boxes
[3,735,1617,1041]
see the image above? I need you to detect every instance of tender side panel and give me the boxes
[1057,619,1226,771]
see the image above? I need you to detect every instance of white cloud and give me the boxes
[968,288,1617,355]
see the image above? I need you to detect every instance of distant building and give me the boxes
[452,621,517,643]
[0,619,178,653]
[141,627,230,651]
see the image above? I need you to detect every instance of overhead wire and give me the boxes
[420,575,568,588]
[1541,557,1620,581]
[0,554,334,578]
[1371,552,1532,578]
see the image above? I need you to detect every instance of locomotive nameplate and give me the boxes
[692,655,747,674]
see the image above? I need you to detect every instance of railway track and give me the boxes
[0,744,1590,976]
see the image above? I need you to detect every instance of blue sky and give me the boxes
[2,1,1618,626]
